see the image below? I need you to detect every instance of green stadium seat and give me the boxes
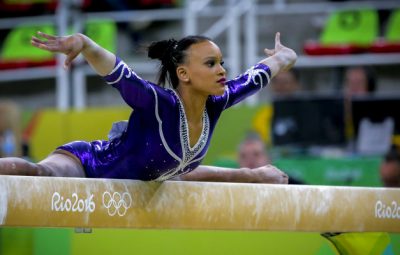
[370,9,400,53]
[85,19,117,53]
[304,9,379,55]
[320,9,378,46]
[0,19,116,70]
[1,23,55,61]
[386,9,400,42]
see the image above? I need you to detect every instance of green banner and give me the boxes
[275,156,382,187]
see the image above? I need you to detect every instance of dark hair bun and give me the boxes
[148,39,178,60]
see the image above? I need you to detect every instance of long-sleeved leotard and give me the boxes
[58,57,271,181]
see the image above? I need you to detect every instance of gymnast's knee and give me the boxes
[37,152,86,177]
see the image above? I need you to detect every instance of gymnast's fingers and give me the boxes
[37,31,57,40]
[264,48,275,57]
[31,35,46,44]
[275,32,281,48]
[64,51,80,69]
[31,38,59,52]
[31,37,43,48]
[31,37,49,51]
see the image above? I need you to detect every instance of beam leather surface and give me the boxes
[0,175,399,232]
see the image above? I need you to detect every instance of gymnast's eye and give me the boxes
[205,60,215,67]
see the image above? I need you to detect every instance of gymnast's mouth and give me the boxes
[217,78,226,85]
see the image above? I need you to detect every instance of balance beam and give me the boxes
[0,175,399,232]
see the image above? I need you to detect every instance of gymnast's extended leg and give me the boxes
[0,150,86,177]
[0,157,42,176]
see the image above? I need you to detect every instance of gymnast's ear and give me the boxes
[176,66,189,83]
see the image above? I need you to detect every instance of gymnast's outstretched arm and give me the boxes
[177,165,289,184]
[31,32,116,76]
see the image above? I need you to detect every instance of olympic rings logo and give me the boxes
[102,191,132,216]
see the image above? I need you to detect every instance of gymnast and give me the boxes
[0,31,296,183]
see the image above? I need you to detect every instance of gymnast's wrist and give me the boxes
[75,33,90,51]
[272,54,288,72]
[274,50,297,72]
[237,167,254,183]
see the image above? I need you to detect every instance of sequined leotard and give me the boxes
[58,57,271,181]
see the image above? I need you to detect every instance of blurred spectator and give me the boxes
[380,146,400,187]
[343,66,376,98]
[237,132,304,184]
[270,69,302,97]
[342,66,378,153]
[0,101,21,157]
[238,132,271,169]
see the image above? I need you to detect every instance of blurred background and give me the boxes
[0,0,400,254]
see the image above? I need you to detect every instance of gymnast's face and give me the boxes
[178,40,226,96]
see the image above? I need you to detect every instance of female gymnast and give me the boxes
[0,31,296,183]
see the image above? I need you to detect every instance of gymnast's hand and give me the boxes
[251,164,289,184]
[31,31,84,68]
[31,32,115,75]
[261,32,297,77]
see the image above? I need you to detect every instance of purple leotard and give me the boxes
[58,57,271,181]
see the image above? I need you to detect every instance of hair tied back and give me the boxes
[148,39,178,63]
